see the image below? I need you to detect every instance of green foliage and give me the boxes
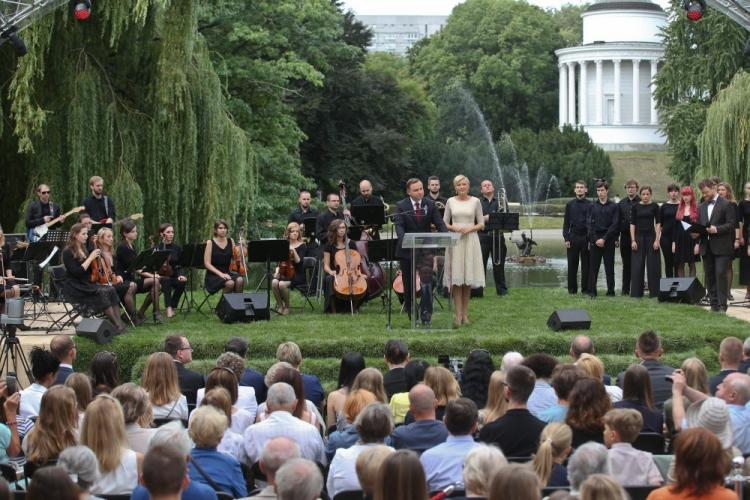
[550,4,585,48]
[654,0,750,183]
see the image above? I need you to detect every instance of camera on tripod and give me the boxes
[438,354,464,382]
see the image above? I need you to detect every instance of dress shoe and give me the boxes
[606,292,615,297]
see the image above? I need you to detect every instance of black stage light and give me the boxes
[71,0,92,20]
[684,0,706,21]
[1,27,27,57]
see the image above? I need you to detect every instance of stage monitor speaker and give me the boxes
[216,293,270,323]
[658,277,705,304]
[547,309,591,331]
[76,318,117,344]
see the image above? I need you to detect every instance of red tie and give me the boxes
[415,201,422,223]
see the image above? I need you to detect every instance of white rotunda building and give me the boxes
[555,0,667,151]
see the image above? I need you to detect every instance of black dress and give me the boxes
[278,243,309,287]
[62,248,119,312]
[115,242,147,293]
[630,203,662,298]
[673,214,698,266]
[157,243,185,308]
[0,245,15,294]
[204,239,236,293]
[739,200,750,285]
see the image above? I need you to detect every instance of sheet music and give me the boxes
[681,221,691,230]
[38,246,59,268]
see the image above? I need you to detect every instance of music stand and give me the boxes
[129,250,172,323]
[351,205,386,227]
[486,212,519,231]
[177,243,204,313]
[246,239,289,318]
[302,216,317,241]
[367,238,398,329]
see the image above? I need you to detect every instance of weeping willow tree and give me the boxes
[0,0,264,242]
[697,70,750,190]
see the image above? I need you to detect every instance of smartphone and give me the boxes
[6,374,17,395]
[665,375,673,383]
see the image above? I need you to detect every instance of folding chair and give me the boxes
[195,286,221,317]
[633,432,667,454]
[291,256,318,313]
[46,265,96,333]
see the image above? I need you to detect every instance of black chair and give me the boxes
[23,459,57,488]
[46,265,97,332]
[100,496,132,500]
[333,491,364,500]
[216,493,234,500]
[152,418,188,428]
[0,463,16,483]
[633,432,666,454]
[11,491,25,500]
[428,489,466,498]
[506,456,532,463]
[292,256,318,313]
[624,485,658,500]
[195,287,221,317]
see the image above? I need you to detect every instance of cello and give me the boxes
[333,181,367,314]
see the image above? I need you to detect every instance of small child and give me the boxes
[603,408,663,486]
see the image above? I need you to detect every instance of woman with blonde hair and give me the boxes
[489,463,541,500]
[405,366,461,424]
[64,372,93,417]
[575,353,622,402]
[271,221,309,315]
[463,444,507,498]
[664,357,709,440]
[579,474,629,500]
[82,395,142,495]
[443,175,485,327]
[23,386,78,466]
[352,367,388,403]
[532,423,573,487]
[200,387,244,462]
[326,389,377,461]
[141,352,188,421]
[479,370,508,427]
[355,446,394,497]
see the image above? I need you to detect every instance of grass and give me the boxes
[74,288,746,392]
[519,216,563,230]
[609,151,678,201]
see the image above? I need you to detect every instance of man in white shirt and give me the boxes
[50,335,75,386]
[242,382,325,466]
[20,347,60,418]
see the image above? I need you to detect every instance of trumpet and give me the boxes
[379,196,391,213]
[435,201,445,210]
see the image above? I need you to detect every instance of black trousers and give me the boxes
[400,250,435,321]
[661,235,675,278]
[620,230,632,295]
[566,233,590,294]
[160,275,186,308]
[630,232,661,298]
[703,249,731,309]
[588,238,615,296]
[478,232,508,294]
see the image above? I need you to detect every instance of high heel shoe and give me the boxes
[462,318,471,326]
[452,319,461,329]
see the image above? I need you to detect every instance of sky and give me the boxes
[342,0,669,14]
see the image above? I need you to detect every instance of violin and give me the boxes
[229,226,248,277]
[90,240,115,285]
[278,249,296,280]
[155,235,174,277]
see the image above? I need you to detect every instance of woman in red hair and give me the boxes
[672,186,700,278]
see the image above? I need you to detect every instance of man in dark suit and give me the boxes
[165,334,204,410]
[315,192,345,246]
[696,178,737,312]
[616,330,674,410]
[50,335,75,386]
[394,178,447,326]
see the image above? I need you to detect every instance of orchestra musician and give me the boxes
[83,175,116,225]
[116,220,164,322]
[351,179,385,239]
[288,190,319,226]
[203,219,245,295]
[156,223,187,318]
[0,227,21,310]
[25,184,63,234]
[427,176,448,206]
[61,223,127,333]
[316,193,345,246]
[322,219,361,314]
[478,179,508,296]
[94,227,138,325]
[272,222,309,315]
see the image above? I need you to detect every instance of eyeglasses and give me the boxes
[178,346,193,352]
[40,191,50,195]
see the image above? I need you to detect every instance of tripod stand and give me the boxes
[0,324,32,385]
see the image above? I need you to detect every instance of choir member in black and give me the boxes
[0,227,20,310]
[316,193,344,246]
[563,180,591,295]
[718,182,741,300]
[427,176,448,206]
[659,184,680,278]
[25,184,63,237]
[82,175,115,225]
[587,180,619,297]
[116,220,164,322]
[288,190,318,226]
[61,223,126,333]
[672,186,700,278]
[94,227,138,323]
[478,179,508,296]
[618,179,640,295]
[739,182,750,300]
[630,186,662,298]
[156,223,187,318]
[203,219,244,294]
[350,179,385,239]
[271,222,309,315]
[322,219,361,314]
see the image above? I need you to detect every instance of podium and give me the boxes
[402,232,460,330]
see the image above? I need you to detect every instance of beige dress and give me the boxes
[443,196,486,288]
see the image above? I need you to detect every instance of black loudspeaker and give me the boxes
[658,277,705,304]
[76,318,117,344]
[215,293,270,323]
[547,309,591,331]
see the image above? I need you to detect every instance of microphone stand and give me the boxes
[385,206,426,330]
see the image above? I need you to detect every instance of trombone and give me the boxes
[492,188,508,265]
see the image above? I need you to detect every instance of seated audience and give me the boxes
[224,336,266,404]
[243,382,325,465]
[740,336,750,374]
[539,364,582,423]
[460,349,495,409]
[20,347,60,418]
[579,474,629,500]
[199,387,244,461]
[715,373,750,454]
[23,385,78,466]
[326,389,377,462]
[603,409,662,486]
[383,339,411,401]
[500,351,523,372]
[50,335,76,386]
[532,423,573,487]
[390,359,429,425]
[2,382,29,469]
[326,351,366,429]
[275,458,324,500]
[90,350,119,396]
[462,444,507,499]
[200,366,254,435]
[663,357,709,439]
[27,466,80,500]
[566,377,611,448]
[164,334,204,409]
[567,442,610,496]
[253,437,301,499]
[327,403,394,498]
[57,445,101,499]
[478,365,546,457]
[522,353,559,417]
[569,336,612,384]
[140,444,190,500]
[373,449,428,500]
[142,352,188,421]
[188,405,247,498]
[390,384,449,454]
[82,395,142,495]
[65,372,93,425]
[355,446,394,498]
[404,366,460,424]
[646,428,738,500]
[488,463,541,500]
[352,367,388,404]
[214,351,258,419]
[111,383,155,454]
[478,370,508,428]
[256,361,323,427]
[616,330,674,410]
[420,397,479,492]
[709,336,743,395]
[276,341,325,409]
[614,364,664,434]
[576,353,622,403]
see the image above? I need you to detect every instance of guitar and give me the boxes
[27,206,85,242]
[111,213,144,226]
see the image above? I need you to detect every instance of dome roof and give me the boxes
[585,0,664,13]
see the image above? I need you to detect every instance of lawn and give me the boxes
[75,288,746,391]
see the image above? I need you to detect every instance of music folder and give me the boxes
[683,221,707,236]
